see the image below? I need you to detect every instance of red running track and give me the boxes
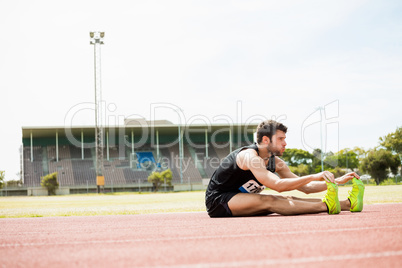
[1,203,401,268]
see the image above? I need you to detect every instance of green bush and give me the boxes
[326,167,346,178]
[380,177,401,185]
[6,179,22,187]
[147,169,172,192]
[289,164,310,176]
[41,172,59,195]
[0,171,4,189]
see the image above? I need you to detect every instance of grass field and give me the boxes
[0,185,401,218]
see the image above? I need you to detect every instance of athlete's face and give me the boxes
[267,130,287,156]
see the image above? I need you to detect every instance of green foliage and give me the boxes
[6,179,22,187]
[283,148,360,175]
[323,151,335,169]
[314,165,322,173]
[324,149,359,171]
[312,148,324,171]
[282,148,313,166]
[360,149,400,185]
[380,126,402,155]
[352,146,368,159]
[326,166,346,178]
[380,126,402,177]
[0,170,4,189]
[380,177,401,185]
[147,169,173,192]
[41,172,59,195]
[289,164,310,176]
[283,148,355,173]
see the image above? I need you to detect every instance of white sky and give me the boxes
[1,0,401,180]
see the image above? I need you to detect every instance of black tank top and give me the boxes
[205,143,275,201]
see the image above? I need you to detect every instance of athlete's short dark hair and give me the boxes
[256,120,287,144]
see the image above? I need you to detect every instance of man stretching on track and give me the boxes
[205,119,365,217]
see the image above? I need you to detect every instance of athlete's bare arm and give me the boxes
[236,149,334,193]
[275,156,361,194]
[274,157,327,193]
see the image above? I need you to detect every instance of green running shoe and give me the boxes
[322,182,341,214]
[348,177,365,212]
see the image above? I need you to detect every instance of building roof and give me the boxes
[22,121,258,139]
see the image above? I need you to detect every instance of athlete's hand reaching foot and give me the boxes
[335,172,360,185]
[314,171,335,183]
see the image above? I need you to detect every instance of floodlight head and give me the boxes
[90,31,105,45]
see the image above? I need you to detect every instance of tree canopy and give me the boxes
[360,149,400,185]
[324,149,359,171]
[380,126,402,159]
[281,148,313,166]
[282,148,361,174]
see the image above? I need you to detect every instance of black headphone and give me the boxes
[266,155,276,173]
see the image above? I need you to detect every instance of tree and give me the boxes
[312,148,324,172]
[324,149,359,171]
[147,169,173,192]
[326,166,346,178]
[360,149,400,185]
[0,170,4,189]
[352,146,368,160]
[380,127,402,174]
[380,126,402,156]
[41,172,59,195]
[281,148,313,167]
[289,164,310,176]
[323,151,335,169]
[6,179,22,187]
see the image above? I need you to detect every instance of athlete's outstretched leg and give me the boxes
[274,189,356,212]
[273,195,322,202]
[274,193,352,211]
[228,193,328,216]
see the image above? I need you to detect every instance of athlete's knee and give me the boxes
[259,195,278,210]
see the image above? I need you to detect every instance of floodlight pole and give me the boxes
[90,31,105,193]
[178,124,183,184]
[317,106,324,172]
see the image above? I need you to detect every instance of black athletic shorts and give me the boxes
[205,192,238,218]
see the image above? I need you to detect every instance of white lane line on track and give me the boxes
[1,224,402,248]
[152,250,402,268]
